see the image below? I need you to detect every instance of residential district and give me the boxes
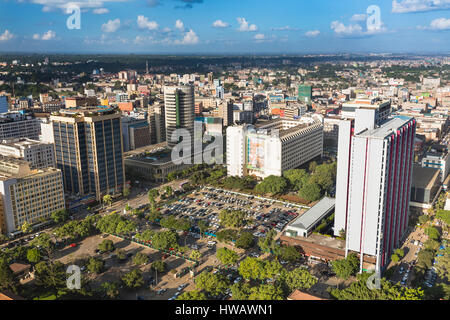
[0,54,448,301]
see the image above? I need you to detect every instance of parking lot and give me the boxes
[162,186,306,240]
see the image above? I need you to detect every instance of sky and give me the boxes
[0,0,449,54]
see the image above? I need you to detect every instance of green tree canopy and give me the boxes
[132,252,149,266]
[216,247,239,266]
[255,175,287,195]
[121,269,144,288]
[87,257,105,274]
[331,253,359,279]
[195,271,230,297]
[177,290,208,300]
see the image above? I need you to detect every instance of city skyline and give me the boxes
[0,0,449,54]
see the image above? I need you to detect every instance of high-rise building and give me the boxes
[50,107,125,200]
[0,138,55,169]
[217,101,234,127]
[164,85,195,149]
[334,109,415,273]
[298,85,312,105]
[0,156,65,235]
[226,118,323,179]
[0,95,9,113]
[148,102,166,144]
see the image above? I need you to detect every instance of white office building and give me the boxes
[226,118,323,179]
[0,138,55,169]
[334,108,415,273]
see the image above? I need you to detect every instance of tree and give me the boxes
[189,250,202,261]
[331,253,359,279]
[197,220,209,237]
[255,175,287,195]
[133,252,149,266]
[87,258,104,274]
[34,261,67,294]
[308,161,318,173]
[217,247,239,266]
[248,284,284,300]
[236,232,254,249]
[151,230,178,251]
[135,230,155,242]
[238,257,265,280]
[27,248,41,264]
[51,209,69,224]
[21,221,32,234]
[231,282,252,300]
[310,162,337,192]
[418,215,430,225]
[31,233,55,256]
[219,210,247,229]
[151,260,167,273]
[96,213,136,235]
[329,272,424,300]
[101,282,119,299]
[165,186,173,198]
[115,249,126,261]
[121,269,144,289]
[195,271,230,297]
[435,209,450,225]
[148,210,162,223]
[278,246,302,262]
[424,239,440,251]
[98,239,115,253]
[258,230,278,253]
[280,267,318,292]
[298,182,322,202]
[391,253,400,263]
[177,290,207,300]
[435,247,450,282]
[425,227,441,241]
[148,189,159,211]
[283,169,310,190]
[123,187,130,198]
[103,194,113,207]
[0,258,16,292]
[417,249,435,269]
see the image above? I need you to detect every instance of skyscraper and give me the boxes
[298,85,312,105]
[164,85,195,149]
[334,109,415,273]
[50,107,125,201]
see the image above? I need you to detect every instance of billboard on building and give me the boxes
[246,135,266,170]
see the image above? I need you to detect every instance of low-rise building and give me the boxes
[0,156,65,235]
[0,138,55,169]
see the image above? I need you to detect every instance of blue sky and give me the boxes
[0,0,449,53]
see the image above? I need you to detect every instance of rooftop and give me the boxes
[288,197,335,231]
[357,116,412,139]
[411,164,440,189]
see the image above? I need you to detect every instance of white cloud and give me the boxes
[305,30,320,37]
[212,20,230,28]
[271,26,301,31]
[162,27,172,33]
[0,30,13,41]
[237,17,258,32]
[331,21,364,36]
[175,29,199,44]
[331,20,387,37]
[33,30,56,40]
[102,19,121,33]
[392,0,450,13]
[351,14,367,22]
[430,17,450,30]
[137,15,158,30]
[93,8,109,14]
[26,0,132,12]
[254,33,265,40]
[175,19,184,31]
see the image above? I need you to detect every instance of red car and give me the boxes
[69,243,77,248]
